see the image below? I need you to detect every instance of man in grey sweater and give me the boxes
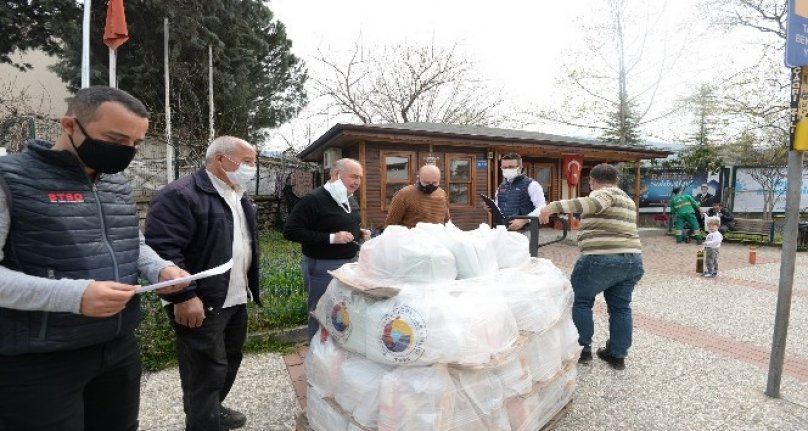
[0,86,189,431]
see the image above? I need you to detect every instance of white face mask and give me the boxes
[225,163,256,187]
[324,178,350,206]
[502,168,519,181]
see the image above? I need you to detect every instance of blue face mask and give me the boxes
[69,119,137,174]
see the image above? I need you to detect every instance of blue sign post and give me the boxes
[786,0,808,151]
[769,0,808,399]
[786,0,808,67]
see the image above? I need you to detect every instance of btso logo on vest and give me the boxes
[47,192,85,203]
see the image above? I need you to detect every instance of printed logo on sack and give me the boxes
[326,294,352,340]
[377,305,427,363]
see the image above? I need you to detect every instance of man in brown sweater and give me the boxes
[385,164,451,228]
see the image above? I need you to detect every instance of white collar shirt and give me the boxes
[206,170,253,307]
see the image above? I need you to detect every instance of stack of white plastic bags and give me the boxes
[306,222,581,431]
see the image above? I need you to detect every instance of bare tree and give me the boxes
[748,165,788,219]
[704,0,790,142]
[0,79,56,153]
[314,42,503,126]
[705,0,786,43]
[705,0,796,218]
[722,132,788,218]
[537,0,691,145]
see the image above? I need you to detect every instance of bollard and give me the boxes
[749,245,757,265]
[696,249,704,273]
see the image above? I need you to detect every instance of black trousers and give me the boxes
[0,334,141,431]
[167,303,247,431]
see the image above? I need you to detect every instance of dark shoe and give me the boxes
[185,418,231,431]
[578,349,593,364]
[220,406,246,429]
[596,347,626,370]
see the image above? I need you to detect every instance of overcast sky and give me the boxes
[266,0,769,150]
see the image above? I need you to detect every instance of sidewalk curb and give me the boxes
[247,325,308,345]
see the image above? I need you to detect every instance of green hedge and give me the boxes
[136,230,306,371]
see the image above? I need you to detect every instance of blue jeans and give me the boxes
[705,248,719,274]
[302,256,356,341]
[569,253,644,358]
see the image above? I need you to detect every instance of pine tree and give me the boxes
[0,0,77,70]
[47,0,307,152]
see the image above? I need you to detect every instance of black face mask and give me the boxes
[417,182,438,194]
[69,120,137,174]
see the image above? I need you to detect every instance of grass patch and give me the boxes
[136,229,306,371]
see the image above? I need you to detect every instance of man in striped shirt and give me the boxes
[539,163,644,370]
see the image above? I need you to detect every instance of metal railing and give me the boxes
[509,215,569,257]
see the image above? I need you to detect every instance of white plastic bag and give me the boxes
[334,354,391,428]
[476,224,530,269]
[307,386,349,431]
[304,335,346,398]
[378,365,455,431]
[358,225,457,285]
[316,278,520,366]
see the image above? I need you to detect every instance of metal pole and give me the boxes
[27,118,36,139]
[109,48,116,87]
[765,149,804,397]
[255,154,260,196]
[208,44,214,144]
[634,161,641,221]
[81,0,91,88]
[164,18,173,183]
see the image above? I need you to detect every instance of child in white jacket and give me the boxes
[702,217,723,277]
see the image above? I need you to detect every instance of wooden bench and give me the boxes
[726,218,774,243]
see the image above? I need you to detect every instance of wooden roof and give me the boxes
[299,122,672,162]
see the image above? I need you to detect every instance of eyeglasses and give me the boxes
[223,154,256,167]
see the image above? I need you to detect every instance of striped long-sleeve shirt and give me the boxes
[547,186,641,255]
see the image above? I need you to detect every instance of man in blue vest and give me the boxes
[495,153,546,235]
[0,86,189,431]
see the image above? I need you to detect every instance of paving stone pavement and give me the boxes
[141,228,808,430]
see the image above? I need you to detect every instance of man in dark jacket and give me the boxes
[146,136,260,431]
[0,86,189,430]
[707,201,735,234]
[284,158,370,341]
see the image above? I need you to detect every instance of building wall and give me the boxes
[0,50,71,119]
[358,141,490,231]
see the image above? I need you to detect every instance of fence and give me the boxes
[2,116,317,196]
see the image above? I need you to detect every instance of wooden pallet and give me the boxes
[294,412,309,431]
[295,399,572,431]
[541,399,572,430]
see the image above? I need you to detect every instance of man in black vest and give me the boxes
[0,86,189,431]
[495,153,546,234]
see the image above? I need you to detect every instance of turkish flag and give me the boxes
[563,155,584,186]
[103,0,129,50]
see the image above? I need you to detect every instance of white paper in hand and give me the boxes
[136,259,233,294]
